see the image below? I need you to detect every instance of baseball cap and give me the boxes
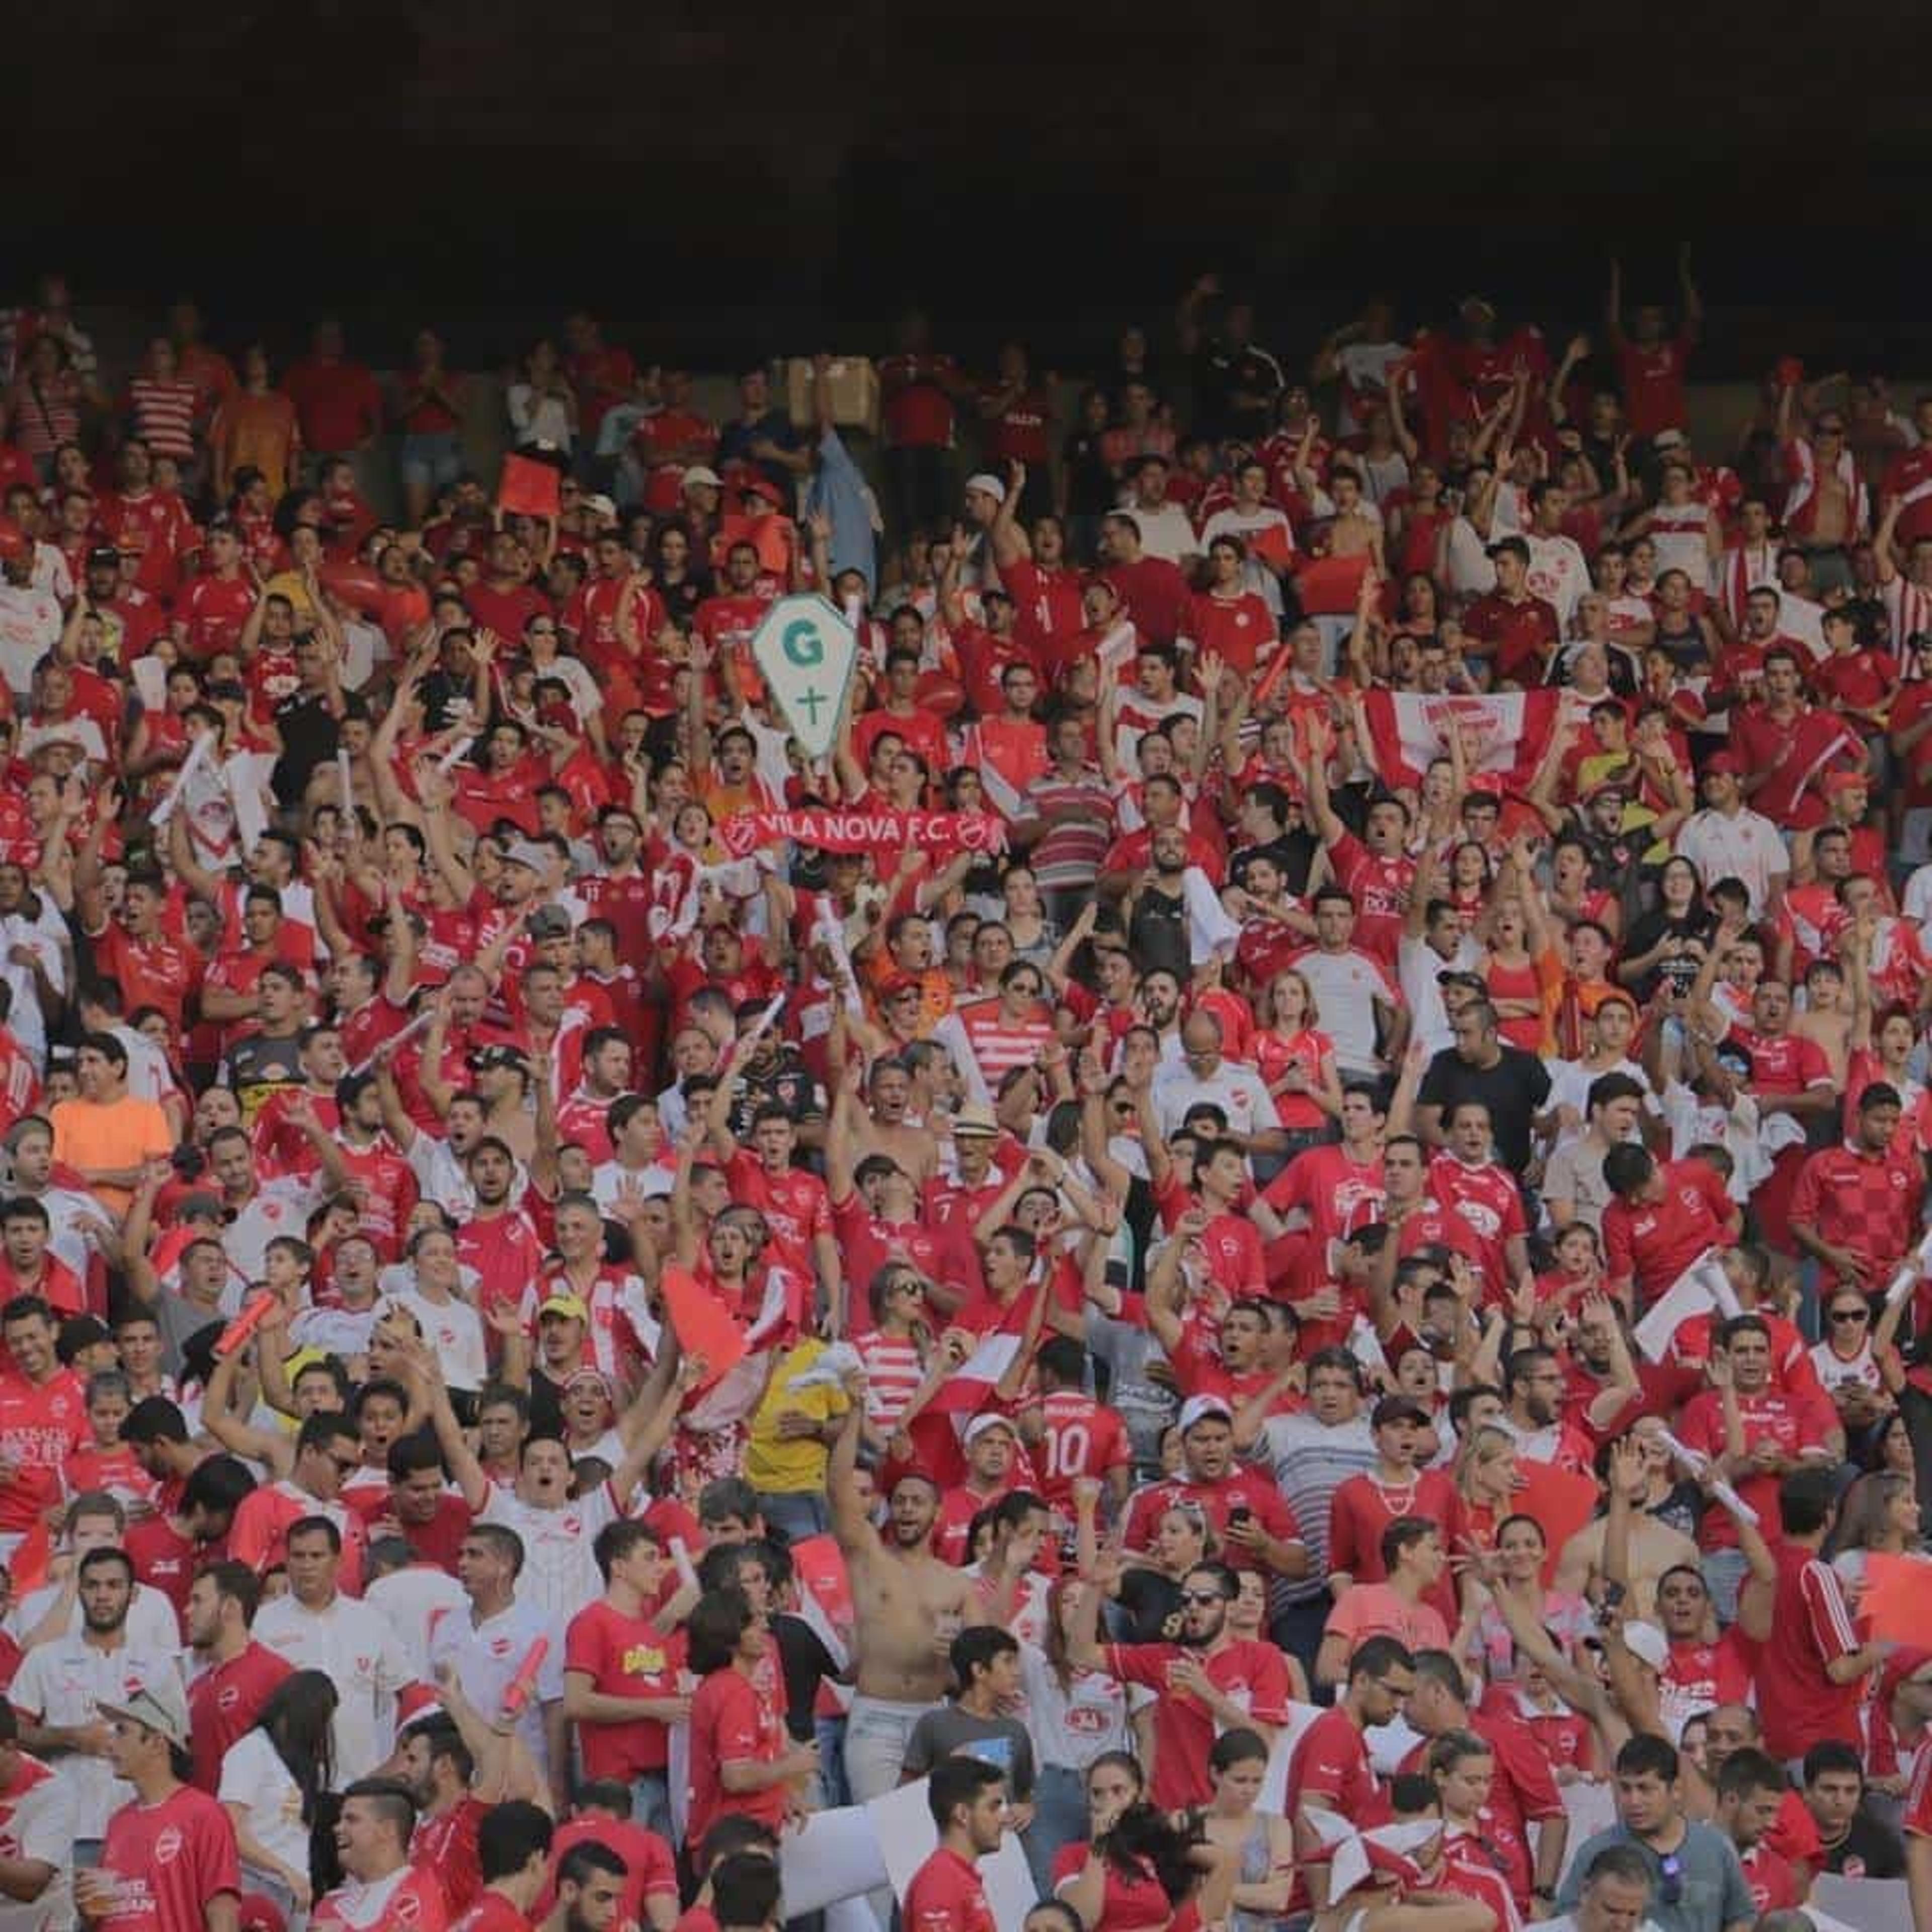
[950,1103,1000,1139]
[681,465,723,491]
[86,544,120,569]
[1370,1395,1430,1430]
[963,1413,1017,1445]
[1703,752,1743,777]
[1178,1395,1234,1434]
[97,1676,191,1750]
[564,1365,613,1396]
[582,494,617,520]
[525,905,573,940]
[963,472,1008,505]
[1824,768,1870,794]
[1619,1621,1669,1672]
[468,1042,529,1074]
[500,838,552,873]
[740,474,784,507]
[1652,429,1689,452]
[879,971,923,1002]
[538,1292,589,1323]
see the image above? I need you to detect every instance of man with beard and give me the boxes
[545,1840,630,1932]
[184,1560,291,1791]
[903,1757,1008,1932]
[12,1547,180,1862]
[829,1366,978,1808]
[1069,1555,1289,1807]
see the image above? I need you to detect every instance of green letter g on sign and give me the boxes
[782,620,823,667]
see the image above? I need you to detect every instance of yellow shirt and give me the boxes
[743,1340,849,1494]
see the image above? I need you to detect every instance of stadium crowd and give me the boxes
[0,259,1923,1932]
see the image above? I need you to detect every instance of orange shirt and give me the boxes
[49,1094,173,1213]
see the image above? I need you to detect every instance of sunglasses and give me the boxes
[1180,1588,1227,1606]
[1829,1307,1870,1324]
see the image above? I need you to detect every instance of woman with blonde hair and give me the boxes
[1254,968,1342,1152]
[1452,1427,1520,1567]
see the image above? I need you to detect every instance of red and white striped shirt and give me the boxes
[953,995,1056,1088]
[126,377,199,461]
[852,1329,924,1433]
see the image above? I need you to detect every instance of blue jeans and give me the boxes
[399,430,464,497]
[1026,1764,1090,1895]
[630,1770,673,1844]
[1702,1547,1750,1626]
[758,1490,831,1542]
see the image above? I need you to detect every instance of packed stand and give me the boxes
[0,260,1926,1932]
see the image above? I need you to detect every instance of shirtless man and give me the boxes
[831,1363,976,1806]
[849,1058,939,1188]
[1553,1421,1698,1618]
[1790,957,1855,1088]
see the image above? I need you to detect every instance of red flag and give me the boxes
[498,454,561,519]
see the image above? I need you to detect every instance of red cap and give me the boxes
[740,474,784,507]
[1825,768,1871,794]
[879,971,922,1002]
[1881,1645,1932,1701]
[0,520,25,563]
[1703,752,1743,777]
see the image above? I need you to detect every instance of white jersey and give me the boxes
[0,1750,75,1932]
[364,1565,468,1681]
[374,1288,487,1393]
[7,1637,180,1837]
[1647,504,1714,592]
[428,1599,565,1778]
[7,1581,178,1656]
[478,1482,622,1622]
[1525,532,1591,628]
[253,1591,411,1788]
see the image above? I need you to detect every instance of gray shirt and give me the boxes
[1256,1411,1378,1604]
[1087,1309,1177,1476]
[901,1704,1036,1799]
[1555,1823,1753,1932]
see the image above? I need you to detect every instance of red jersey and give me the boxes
[1325,832,1414,967]
[187,1641,293,1792]
[903,1847,996,1932]
[831,1192,942,1301]
[537,1817,678,1929]
[1105,1638,1291,1807]
[725,1152,832,1277]
[1426,1154,1527,1300]
[1287,1703,1388,1828]
[96,1784,240,1932]
[90,921,202,1036]
[413,1796,489,1919]
[0,1368,87,1531]
[685,1664,790,1849]
[1026,1390,1131,1514]
[1616,336,1693,439]
[564,1599,685,1780]
[175,573,256,661]
[1601,1158,1735,1307]
[1677,1386,1837,1549]
[1121,1471,1298,1559]
[1463,590,1561,685]
[1754,1540,1866,1760]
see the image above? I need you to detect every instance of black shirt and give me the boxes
[1417,1043,1552,1172]
[1815,1807,1906,1880]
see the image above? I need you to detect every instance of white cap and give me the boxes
[964,472,1007,505]
[1178,1395,1234,1434]
[682,465,723,491]
[963,1412,1017,1445]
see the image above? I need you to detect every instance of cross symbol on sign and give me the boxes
[797,688,827,725]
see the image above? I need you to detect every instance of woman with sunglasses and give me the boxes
[1810,1282,1909,1464]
